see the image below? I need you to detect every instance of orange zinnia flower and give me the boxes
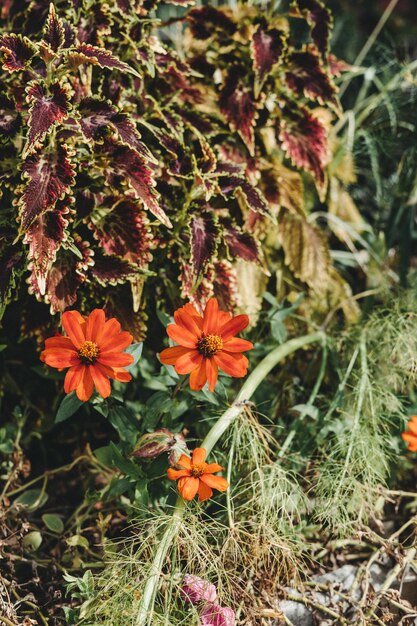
[402,416,417,452]
[41,309,134,402]
[167,447,229,502]
[159,298,253,392]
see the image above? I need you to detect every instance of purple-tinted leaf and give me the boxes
[279,107,328,186]
[20,145,75,230]
[91,251,138,286]
[0,94,21,136]
[285,49,336,104]
[187,7,236,40]
[0,244,22,317]
[292,0,332,59]
[24,199,70,295]
[103,140,172,228]
[0,34,36,72]
[26,82,69,148]
[67,43,140,77]
[45,236,92,312]
[223,224,261,263]
[220,68,256,156]
[190,213,219,275]
[251,25,285,92]
[91,199,152,268]
[218,175,269,216]
[213,260,238,313]
[42,3,65,52]
[104,283,147,342]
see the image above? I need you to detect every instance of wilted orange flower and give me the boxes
[159,298,253,392]
[41,309,134,402]
[402,416,417,452]
[167,447,229,502]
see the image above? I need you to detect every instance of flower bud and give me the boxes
[131,428,175,459]
[180,575,217,604]
[200,603,235,626]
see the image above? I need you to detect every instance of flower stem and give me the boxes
[135,331,325,626]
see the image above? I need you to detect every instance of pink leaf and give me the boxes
[251,24,285,90]
[220,69,256,155]
[26,82,69,148]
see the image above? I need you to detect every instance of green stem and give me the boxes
[135,331,325,626]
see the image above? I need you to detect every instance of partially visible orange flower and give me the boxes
[167,447,229,502]
[159,298,253,392]
[402,416,417,452]
[41,309,134,402]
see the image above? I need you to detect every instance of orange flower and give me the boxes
[167,447,229,502]
[41,309,134,402]
[402,416,417,452]
[159,298,253,392]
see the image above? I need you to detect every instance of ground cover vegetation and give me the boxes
[1,0,417,624]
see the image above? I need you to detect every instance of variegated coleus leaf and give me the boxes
[24,198,70,296]
[213,259,239,313]
[187,6,236,41]
[0,94,21,136]
[103,139,172,228]
[251,23,286,96]
[278,106,328,188]
[26,82,70,149]
[218,174,269,216]
[0,241,22,319]
[90,199,152,268]
[104,283,148,342]
[189,213,220,275]
[77,97,156,162]
[41,3,65,53]
[291,0,332,60]
[285,48,336,105]
[65,43,140,78]
[220,68,256,156]
[20,144,75,230]
[223,223,262,263]
[0,34,36,72]
[90,251,139,286]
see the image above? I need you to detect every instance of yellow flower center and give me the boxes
[191,463,206,478]
[197,334,223,358]
[78,340,99,365]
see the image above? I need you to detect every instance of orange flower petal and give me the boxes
[206,358,218,392]
[177,454,192,470]
[407,420,417,436]
[85,309,105,342]
[219,314,249,341]
[192,448,207,465]
[167,468,191,480]
[200,474,229,492]
[218,310,232,326]
[214,351,248,377]
[167,324,198,348]
[42,350,80,368]
[402,431,417,444]
[178,476,199,500]
[90,364,111,398]
[197,480,213,502]
[204,463,224,474]
[75,366,94,401]
[62,310,86,348]
[223,337,254,353]
[44,336,77,351]
[189,359,207,390]
[183,302,203,321]
[203,298,219,334]
[97,352,134,367]
[64,364,84,394]
[174,307,202,337]
[100,331,134,354]
[159,346,193,365]
[175,350,203,375]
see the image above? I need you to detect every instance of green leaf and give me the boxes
[0,344,7,352]
[55,391,83,423]
[107,404,138,442]
[125,342,143,370]
[23,531,43,551]
[109,442,143,480]
[42,513,64,534]
[14,488,48,511]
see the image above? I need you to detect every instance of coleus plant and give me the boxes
[0,0,354,341]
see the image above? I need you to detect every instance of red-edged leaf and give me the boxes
[0,34,36,72]
[78,97,155,162]
[42,3,65,52]
[90,251,138,286]
[220,68,256,155]
[45,236,92,312]
[285,49,336,104]
[279,107,328,186]
[103,140,172,228]
[187,7,236,41]
[0,243,22,318]
[218,175,269,216]
[180,261,214,315]
[67,43,140,77]
[223,224,261,263]
[26,82,69,148]
[189,213,219,275]
[292,0,332,59]
[251,24,286,93]
[213,260,238,313]
[91,199,152,268]
[20,145,75,230]
[0,94,21,136]
[24,199,70,296]
[328,54,351,76]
